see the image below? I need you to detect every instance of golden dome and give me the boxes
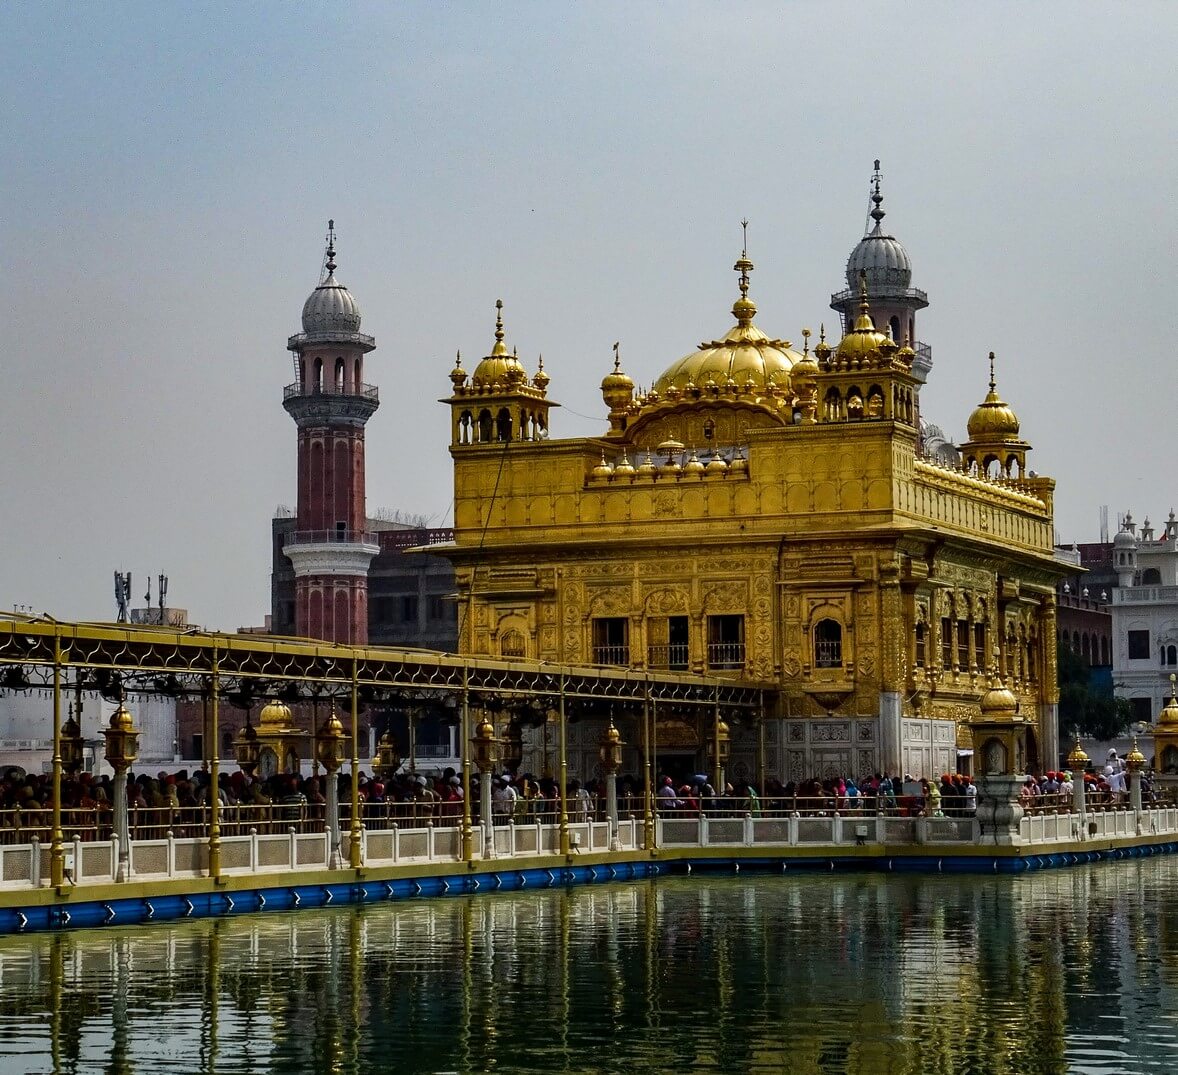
[614,450,636,477]
[591,451,614,479]
[108,701,136,732]
[260,699,293,727]
[471,300,528,389]
[834,275,889,363]
[1066,735,1089,767]
[967,353,1021,439]
[449,351,467,389]
[976,676,1021,723]
[533,355,550,392]
[1158,675,1178,725]
[683,448,706,476]
[652,239,800,396]
[601,348,634,409]
[1126,737,1147,768]
[323,706,345,739]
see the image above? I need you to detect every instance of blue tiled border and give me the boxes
[3,841,1176,935]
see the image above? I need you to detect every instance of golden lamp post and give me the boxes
[1066,734,1089,822]
[102,694,140,883]
[1126,725,1147,832]
[599,719,624,852]
[710,709,731,794]
[315,704,347,870]
[471,714,498,858]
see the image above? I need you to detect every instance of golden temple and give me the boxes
[438,170,1070,784]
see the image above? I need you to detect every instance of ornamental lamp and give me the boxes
[1065,734,1089,774]
[61,704,85,774]
[1126,723,1148,773]
[471,715,498,774]
[599,720,625,774]
[712,717,732,765]
[234,715,260,775]
[373,731,401,779]
[102,699,140,773]
[315,706,347,774]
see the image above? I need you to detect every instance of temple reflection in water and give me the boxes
[2,862,1178,1074]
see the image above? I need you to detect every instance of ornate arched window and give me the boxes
[814,619,843,668]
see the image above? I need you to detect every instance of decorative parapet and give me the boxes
[914,459,1046,512]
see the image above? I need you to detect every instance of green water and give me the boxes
[1,860,1177,1074]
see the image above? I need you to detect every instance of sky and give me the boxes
[1,2,1175,631]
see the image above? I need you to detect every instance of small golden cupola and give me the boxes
[809,274,920,426]
[601,342,635,434]
[443,300,559,447]
[960,353,1032,479]
[832,272,891,366]
[470,300,526,389]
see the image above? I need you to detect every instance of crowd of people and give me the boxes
[0,752,1170,844]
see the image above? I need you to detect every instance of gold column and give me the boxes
[712,690,722,791]
[349,658,363,869]
[208,647,222,881]
[49,625,65,889]
[757,692,767,792]
[558,673,570,857]
[460,667,473,863]
[642,685,654,851]
[1042,594,1059,705]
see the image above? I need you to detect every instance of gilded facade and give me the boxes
[436,171,1069,783]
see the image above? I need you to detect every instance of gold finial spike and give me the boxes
[1171,672,1177,699]
[802,327,811,356]
[613,340,621,372]
[733,220,754,301]
[819,323,826,343]
[858,270,870,316]
[988,351,997,392]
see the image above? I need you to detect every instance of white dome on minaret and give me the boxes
[301,222,362,334]
[845,166,913,290]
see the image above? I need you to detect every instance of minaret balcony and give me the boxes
[284,382,379,403]
[283,382,379,426]
[286,529,379,548]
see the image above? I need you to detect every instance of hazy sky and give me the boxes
[2,3,1175,630]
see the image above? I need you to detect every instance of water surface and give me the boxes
[1,860,1177,1073]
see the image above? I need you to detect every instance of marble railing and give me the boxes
[3,808,1177,890]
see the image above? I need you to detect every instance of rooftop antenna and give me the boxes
[158,573,168,623]
[144,576,152,609]
[114,571,132,623]
[1099,505,1109,545]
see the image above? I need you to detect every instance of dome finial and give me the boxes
[492,299,507,356]
[324,218,337,277]
[613,340,622,372]
[988,351,997,393]
[869,160,885,231]
[732,219,756,326]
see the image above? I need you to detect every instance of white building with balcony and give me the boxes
[1110,511,1178,728]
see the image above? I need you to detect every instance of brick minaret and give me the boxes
[283,222,379,643]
